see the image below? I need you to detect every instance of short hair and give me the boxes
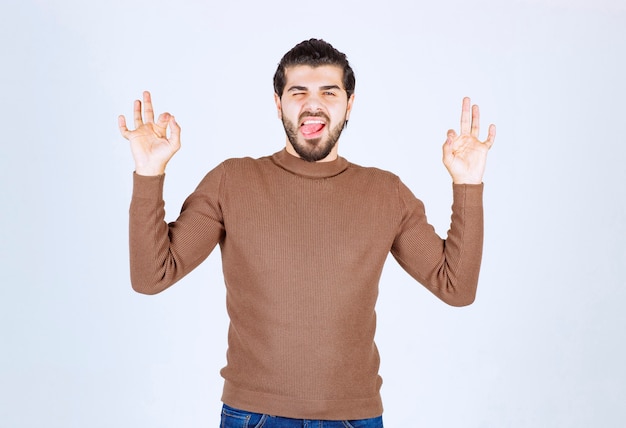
[273,38,356,99]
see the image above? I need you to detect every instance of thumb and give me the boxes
[168,116,182,150]
[156,112,171,131]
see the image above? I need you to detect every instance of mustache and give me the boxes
[298,111,330,123]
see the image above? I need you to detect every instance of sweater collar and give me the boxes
[271,149,349,178]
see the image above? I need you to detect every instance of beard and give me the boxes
[281,112,346,162]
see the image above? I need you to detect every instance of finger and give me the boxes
[446,129,457,145]
[133,99,143,128]
[155,112,171,134]
[143,91,155,123]
[483,124,496,149]
[460,97,471,135]
[118,115,130,138]
[471,104,480,138]
[168,116,182,150]
[442,131,452,158]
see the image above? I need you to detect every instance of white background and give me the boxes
[1,0,625,426]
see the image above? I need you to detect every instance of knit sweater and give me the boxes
[129,149,484,420]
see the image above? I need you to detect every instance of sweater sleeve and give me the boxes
[390,182,484,306]
[128,165,226,294]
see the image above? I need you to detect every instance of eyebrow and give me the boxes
[286,85,343,92]
[287,85,308,92]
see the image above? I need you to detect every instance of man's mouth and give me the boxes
[300,118,327,139]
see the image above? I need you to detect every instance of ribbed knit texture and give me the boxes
[129,149,484,420]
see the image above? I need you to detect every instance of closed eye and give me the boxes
[287,86,308,97]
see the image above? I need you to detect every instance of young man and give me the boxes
[119,39,495,427]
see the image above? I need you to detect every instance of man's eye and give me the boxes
[323,91,336,96]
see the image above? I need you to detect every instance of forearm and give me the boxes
[128,166,226,294]
[438,183,484,305]
[391,182,484,306]
[129,173,180,294]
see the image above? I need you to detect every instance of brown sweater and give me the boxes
[129,149,484,420]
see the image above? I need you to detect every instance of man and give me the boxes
[119,38,495,427]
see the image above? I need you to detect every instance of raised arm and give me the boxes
[119,92,218,295]
[392,98,496,306]
[442,97,496,184]
[118,91,181,176]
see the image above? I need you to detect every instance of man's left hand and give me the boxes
[443,97,496,184]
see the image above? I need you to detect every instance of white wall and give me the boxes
[1,0,624,426]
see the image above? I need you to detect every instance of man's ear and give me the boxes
[274,93,282,120]
[345,93,355,122]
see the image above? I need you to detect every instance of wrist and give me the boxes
[452,178,482,185]
[135,164,166,176]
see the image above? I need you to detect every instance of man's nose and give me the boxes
[303,94,323,111]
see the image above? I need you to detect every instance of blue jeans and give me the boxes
[220,404,384,428]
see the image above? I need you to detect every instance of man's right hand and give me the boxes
[118,91,181,176]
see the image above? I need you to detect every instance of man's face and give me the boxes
[275,65,354,162]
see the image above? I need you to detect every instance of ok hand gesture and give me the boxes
[442,97,496,184]
[118,91,181,176]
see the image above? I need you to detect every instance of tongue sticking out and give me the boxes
[301,122,325,137]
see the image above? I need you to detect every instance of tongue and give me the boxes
[301,123,325,135]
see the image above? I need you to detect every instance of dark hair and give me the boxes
[273,38,356,99]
